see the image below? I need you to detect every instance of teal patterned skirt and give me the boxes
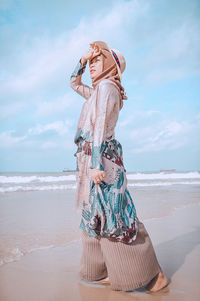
[76,138,140,245]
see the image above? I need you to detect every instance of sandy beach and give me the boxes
[0,204,200,301]
[0,173,200,300]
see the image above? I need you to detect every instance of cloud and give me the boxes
[1,0,200,171]
[129,119,198,153]
[118,110,161,127]
[146,110,160,116]
[117,109,200,154]
[41,141,57,149]
[28,119,73,136]
[1,0,199,103]
[0,102,26,119]
[0,130,27,148]
[0,0,149,97]
[0,119,74,148]
[142,20,200,84]
[41,139,74,150]
[35,92,76,117]
[1,35,70,93]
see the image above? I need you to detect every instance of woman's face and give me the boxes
[89,54,103,80]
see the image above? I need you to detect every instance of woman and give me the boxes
[70,41,168,292]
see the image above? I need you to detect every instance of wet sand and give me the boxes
[0,202,199,301]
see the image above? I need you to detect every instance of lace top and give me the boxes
[70,59,123,170]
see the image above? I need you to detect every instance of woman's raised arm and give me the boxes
[70,59,94,100]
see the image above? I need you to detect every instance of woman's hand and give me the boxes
[81,43,102,64]
[91,168,105,184]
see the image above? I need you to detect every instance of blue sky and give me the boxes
[0,0,199,172]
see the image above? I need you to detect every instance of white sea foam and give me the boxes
[0,244,55,266]
[0,239,81,267]
[0,181,199,193]
[0,184,77,193]
[0,247,24,266]
[28,245,54,253]
[0,172,199,193]
[0,174,76,184]
[0,171,199,185]
[128,181,200,187]
[127,171,200,180]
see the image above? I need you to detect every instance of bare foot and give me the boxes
[92,276,110,284]
[145,272,169,292]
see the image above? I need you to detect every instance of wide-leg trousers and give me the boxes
[79,221,162,291]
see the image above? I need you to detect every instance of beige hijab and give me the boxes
[90,41,128,103]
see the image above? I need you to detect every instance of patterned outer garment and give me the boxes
[70,59,140,245]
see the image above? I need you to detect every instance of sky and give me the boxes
[0,0,200,172]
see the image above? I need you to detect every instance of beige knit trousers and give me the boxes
[79,221,162,291]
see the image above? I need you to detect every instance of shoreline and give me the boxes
[0,204,200,301]
[0,184,200,268]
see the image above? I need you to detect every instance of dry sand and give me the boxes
[0,204,200,301]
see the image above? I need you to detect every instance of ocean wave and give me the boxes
[0,247,24,266]
[0,171,199,185]
[0,239,81,267]
[0,180,199,193]
[0,184,77,193]
[128,181,200,186]
[0,174,76,184]
[127,171,200,180]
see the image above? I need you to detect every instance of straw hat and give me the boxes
[108,48,126,81]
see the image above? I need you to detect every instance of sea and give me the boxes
[0,170,200,267]
[1,171,200,193]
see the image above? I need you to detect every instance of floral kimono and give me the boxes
[70,59,140,244]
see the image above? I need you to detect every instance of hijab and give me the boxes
[90,41,128,104]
